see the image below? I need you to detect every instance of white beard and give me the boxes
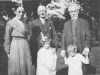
[71,16,78,21]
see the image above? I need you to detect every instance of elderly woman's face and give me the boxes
[69,9,79,20]
[38,10,46,18]
[15,7,24,20]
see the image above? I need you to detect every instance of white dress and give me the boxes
[64,53,89,75]
[36,47,57,75]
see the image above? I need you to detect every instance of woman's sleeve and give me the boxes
[4,23,13,54]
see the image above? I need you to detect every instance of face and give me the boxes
[68,51,76,57]
[67,47,77,57]
[44,42,50,49]
[69,9,79,21]
[15,7,24,20]
[38,10,46,18]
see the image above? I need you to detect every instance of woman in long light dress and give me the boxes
[4,5,32,75]
[36,36,57,75]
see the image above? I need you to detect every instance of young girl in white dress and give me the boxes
[36,36,57,75]
[61,44,89,75]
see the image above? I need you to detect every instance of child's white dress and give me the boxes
[36,47,57,75]
[64,53,89,75]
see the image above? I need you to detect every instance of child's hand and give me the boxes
[83,52,89,56]
[7,54,10,58]
[49,68,55,74]
[52,48,56,54]
[82,47,89,56]
[82,48,89,54]
[60,50,66,57]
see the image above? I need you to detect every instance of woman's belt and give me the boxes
[13,37,26,40]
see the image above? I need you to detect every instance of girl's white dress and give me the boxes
[64,53,89,75]
[36,47,57,75]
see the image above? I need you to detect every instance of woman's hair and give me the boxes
[12,2,22,12]
[11,2,24,17]
[67,44,77,53]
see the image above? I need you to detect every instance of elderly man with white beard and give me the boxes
[61,1,91,74]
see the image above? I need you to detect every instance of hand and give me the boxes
[60,50,66,57]
[52,48,56,54]
[40,32,45,41]
[84,52,89,56]
[48,68,53,74]
[7,54,10,58]
[49,71,53,75]
[82,47,89,56]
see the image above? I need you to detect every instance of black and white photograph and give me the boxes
[0,0,100,75]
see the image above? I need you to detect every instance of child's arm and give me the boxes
[51,54,57,71]
[42,63,52,72]
[39,55,52,72]
[80,54,89,64]
[64,56,68,65]
[38,50,52,72]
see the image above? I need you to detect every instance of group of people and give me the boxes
[4,1,91,75]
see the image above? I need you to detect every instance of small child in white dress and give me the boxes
[61,44,89,75]
[36,36,57,75]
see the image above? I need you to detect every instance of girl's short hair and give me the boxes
[67,44,77,53]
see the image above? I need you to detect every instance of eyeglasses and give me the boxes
[69,10,79,13]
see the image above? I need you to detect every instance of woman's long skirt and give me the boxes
[8,38,32,75]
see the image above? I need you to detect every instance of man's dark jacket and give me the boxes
[61,18,91,53]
